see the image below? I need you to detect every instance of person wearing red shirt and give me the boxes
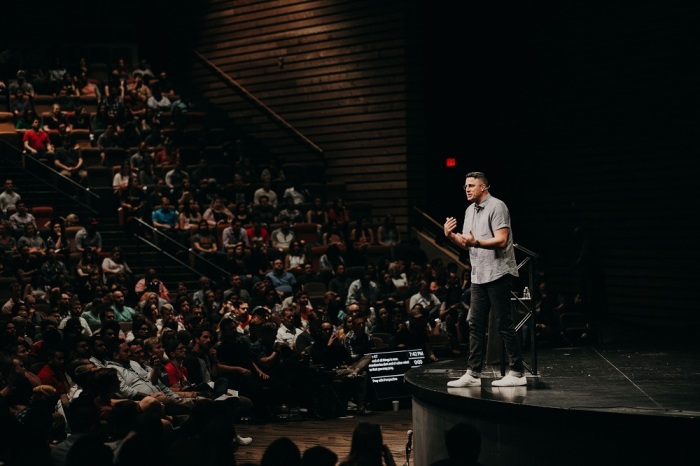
[246,217,270,245]
[164,340,192,391]
[22,118,55,163]
[37,347,71,404]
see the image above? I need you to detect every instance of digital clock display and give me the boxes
[367,349,426,400]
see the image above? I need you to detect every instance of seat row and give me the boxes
[0,94,99,115]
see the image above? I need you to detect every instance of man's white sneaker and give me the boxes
[236,435,253,445]
[491,371,527,387]
[447,372,481,388]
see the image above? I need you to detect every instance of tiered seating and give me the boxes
[0,111,14,130]
[293,222,319,245]
[81,148,104,167]
[78,95,99,114]
[33,95,55,114]
[72,128,92,148]
[0,112,19,150]
[32,206,55,232]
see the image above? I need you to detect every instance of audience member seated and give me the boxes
[43,103,71,132]
[151,197,185,247]
[370,304,400,336]
[134,267,171,303]
[127,72,152,101]
[349,217,375,260]
[309,320,369,416]
[327,198,350,232]
[266,258,297,298]
[73,249,100,285]
[345,268,379,308]
[221,218,250,252]
[57,297,92,337]
[226,174,254,207]
[90,104,114,140]
[39,248,71,289]
[54,137,88,187]
[246,218,270,247]
[277,195,304,225]
[202,197,233,228]
[252,195,277,229]
[214,318,271,421]
[342,314,374,364]
[261,437,301,466]
[377,214,401,248]
[306,197,329,239]
[74,218,103,255]
[53,86,79,113]
[111,160,132,192]
[284,241,307,276]
[69,106,92,131]
[10,89,33,128]
[146,86,171,114]
[251,317,315,410]
[178,198,204,233]
[408,279,442,320]
[391,305,439,363]
[253,176,279,209]
[320,245,347,279]
[104,339,189,421]
[0,221,17,255]
[164,160,189,192]
[15,107,39,132]
[270,219,295,257]
[119,176,147,231]
[0,180,22,220]
[17,223,47,259]
[429,422,484,466]
[8,70,35,97]
[36,347,72,406]
[375,271,400,307]
[96,124,121,154]
[191,221,226,273]
[101,247,133,287]
[322,220,346,248]
[339,422,397,466]
[282,185,308,206]
[222,274,251,303]
[76,72,101,101]
[22,118,55,164]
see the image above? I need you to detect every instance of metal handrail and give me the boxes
[130,217,231,281]
[0,137,100,213]
[191,49,324,158]
[412,206,466,258]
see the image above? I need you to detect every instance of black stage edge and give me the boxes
[405,342,700,466]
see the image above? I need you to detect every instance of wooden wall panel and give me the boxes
[170,0,424,239]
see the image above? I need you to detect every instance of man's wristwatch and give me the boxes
[474,240,480,248]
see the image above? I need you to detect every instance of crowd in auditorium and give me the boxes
[0,55,482,466]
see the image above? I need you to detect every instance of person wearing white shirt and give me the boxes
[275,307,303,349]
[58,300,93,337]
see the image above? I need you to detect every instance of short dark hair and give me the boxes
[466,171,489,187]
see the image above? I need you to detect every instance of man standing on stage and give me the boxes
[443,171,526,387]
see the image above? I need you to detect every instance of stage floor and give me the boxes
[404,340,700,465]
[408,342,700,417]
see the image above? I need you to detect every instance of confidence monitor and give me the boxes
[367,348,425,400]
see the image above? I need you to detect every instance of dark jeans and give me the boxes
[467,274,524,374]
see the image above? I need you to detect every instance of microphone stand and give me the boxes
[404,435,412,466]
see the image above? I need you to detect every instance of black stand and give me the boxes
[500,243,539,376]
